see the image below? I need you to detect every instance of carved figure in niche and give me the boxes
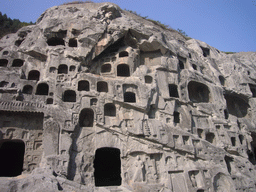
[166,155,178,170]
[145,157,157,182]
[133,156,145,182]
[72,113,79,125]
[6,128,15,139]
[190,172,197,187]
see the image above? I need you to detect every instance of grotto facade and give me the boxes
[0,2,256,192]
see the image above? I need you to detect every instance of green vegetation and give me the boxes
[224,52,236,54]
[62,0,93,5]
[0,12,34,39]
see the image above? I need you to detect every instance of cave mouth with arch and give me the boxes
[0,139,25,177]
[93,147,122,187]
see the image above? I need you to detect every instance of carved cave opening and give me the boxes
[201,47,210,57]
[69,65,76,72]
[78,80,89,91]
[58,64,68,74]
[63,90,76,102]
[249,132,256,164]
[47,37,65,46]
[144,75,153,84]
[104,103,116,116]
[94,147,121,187]
[206,132,215,144]
[173,111,180,123]
[36,83,49,95]
[169,84,179,98]
[22,85,33,94]
[69,38,77,47]
[178,56,185,70]
[124,92,136,103]
[28,70,40,81]
[0,59,8,67]
[101,64,111,73]
[117,64,130,77]
[249,84,256,97]
[12,59,24,67]
[97,81,108,92]
[188,81,210,103]
[119,51,128,57]
[224,94,249,118]
[79,108,94,127]
[0,139,25,177]
[219,76,225,86]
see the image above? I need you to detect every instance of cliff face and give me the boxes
[0,2,256,191]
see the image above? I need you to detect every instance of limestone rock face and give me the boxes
[0,2,256,192]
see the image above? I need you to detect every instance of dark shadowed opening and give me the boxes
[104,103,116,116]
[78,80,89,91]
[36,83,49,95]
[173,111,180,123]
[63,90,76,102]
[97,81,108,92]
[206,132,215,144]
[169,84,179,98]
[22,85,33,94]
[178,59,184,70]
[201,47,210,57]
[117,64,130,77]
[46,98,53,104]
[144,75,153,84]
[0,139,25,177]
[124,92,136,103]
[69,38,77,47]
[28,70,40,81]
[47,37,65,46]
[94,147,121,187]
[224,94,249,117]
[119,51,128,57]
[0,59,8,67]
[249,84,256,97]
[219,76,225,86]
[101,64,111,73]
[79,108,94,127]
[58,64,68,74]
[12,59,24,67]
[188,81,210,103]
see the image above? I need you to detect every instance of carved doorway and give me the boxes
[94,147,121,186]
[0,139,25,177]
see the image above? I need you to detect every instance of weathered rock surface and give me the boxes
[0,2,256,191]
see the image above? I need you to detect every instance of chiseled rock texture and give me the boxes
[0,2,256,192]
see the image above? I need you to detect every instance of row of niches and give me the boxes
[0,58,24,67]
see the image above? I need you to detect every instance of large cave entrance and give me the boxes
[94,147,121,187]
[0,139,25,177]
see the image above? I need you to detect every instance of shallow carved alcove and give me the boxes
[28,70,40,81]
[79,108,94,127]
[94,147,121,186]
[201,47,210,57]
[119,51,128,57]
[69,38,77,47]
[144,75,153,84]
[0,59,8,67]
[22,85,33,94]
[97,81,108,92]
[249,84,256,97]
[0,139,25,177]
[63,90,76,102]
[36,83,49,95]
[117,64,130,77]
[47,37,65,46]
[104,103,116,116]
[188,81,210,103]
[219,76,225,86]
[12,59,24,67]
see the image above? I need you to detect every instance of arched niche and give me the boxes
[224,94,249,118]
[22,85,33,94]
[63,90,76,102]
[79,108,94,127]
[144,75,153,84]
[36,83,49,95]
[101,64,112,73]
[188,81,210,103]
[28,70,40,81]
[0,139,25,177]
[104,103,116,116]
[117,64,130,77]
[78,80,90,91]
[94,147,121,186]
[58,64,68,74]
[12,59,24,67]
[97,81,108,92]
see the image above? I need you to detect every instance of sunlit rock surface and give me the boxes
[0,2,256,192]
